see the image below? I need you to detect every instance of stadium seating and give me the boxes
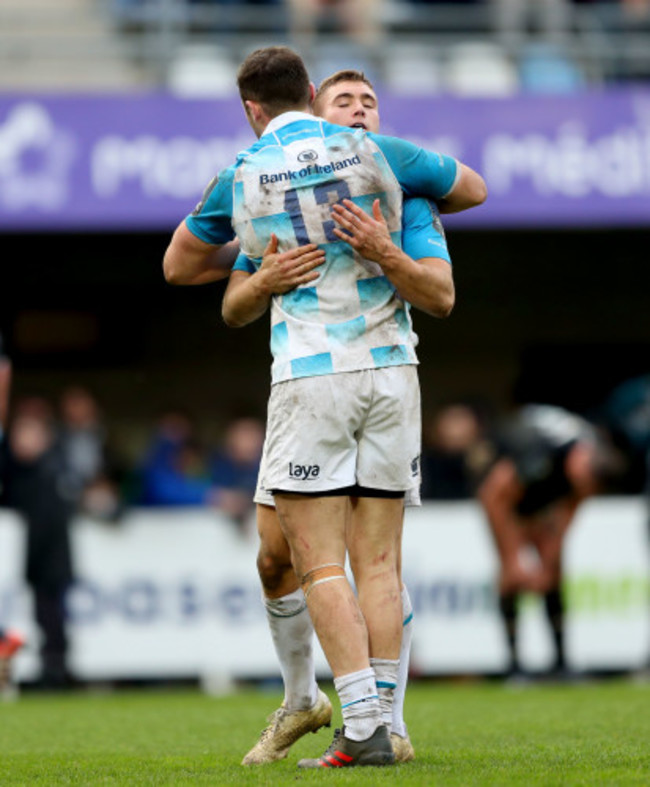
[0,1,649,92]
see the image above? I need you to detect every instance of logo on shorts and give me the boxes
[289,462,320,480]
[411,454,420,477]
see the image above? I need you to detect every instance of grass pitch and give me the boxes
[1,678,649,785]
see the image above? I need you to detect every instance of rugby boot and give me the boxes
[298,724,395,768]
[242,688,332,765]
[391,732,415,763]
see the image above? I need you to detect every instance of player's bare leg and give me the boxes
[530,516,569,674]
[275,494,369,677]
[347,496,408,758]
[275,493,393,768]
[242,504,332,766]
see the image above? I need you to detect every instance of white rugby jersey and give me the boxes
[186,112,459,383]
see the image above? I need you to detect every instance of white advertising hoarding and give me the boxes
[0,498,648,682]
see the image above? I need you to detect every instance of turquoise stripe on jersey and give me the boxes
[394,307,411,338]
[403,612,413,626]
[357,277,395,309]
[371,345,410,367]
[233,181,245,213]
[291,353,334,378]
[326,315,366,345]
[372,150,400,185]
[350,192,387,214]
[282,286,319,318]
[250,213,295,247]
[271,322,289,357]
[326,242,355,274]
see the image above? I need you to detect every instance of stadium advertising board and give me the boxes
[0,87,649,231]
[1,498,648,683]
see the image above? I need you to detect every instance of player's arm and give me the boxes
[372,135,487,213]
[222,235,324,328]
[477,458,527,565]
[163,221,239,285]
[164,168,242,285]
[331,198,454,318]
[437,162,487,214]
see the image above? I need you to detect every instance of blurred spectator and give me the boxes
[600,375,650,678]
[0,333,23,698]
[0,397,76,688]
[517,41,585,93]
[490,0,572,44]
[621,0,650,23]
[58,386,123,521]
[136,411,264,531]
[286,0,385,49]
[473,403,626,680]
[600,375,650,495]
[137,409,214,506]
[420,402,485,500]
[210,416,264,527]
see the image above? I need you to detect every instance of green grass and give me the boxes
[2,679,650,785]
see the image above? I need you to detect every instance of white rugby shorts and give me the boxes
[259,366,422,496]
[254,443,421,506]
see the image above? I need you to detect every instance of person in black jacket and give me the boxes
[1,396,75,688]
[0,332,27,695]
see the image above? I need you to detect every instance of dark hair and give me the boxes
[237,47,311,116]
[314,69,375,111]
[589,435,629,493]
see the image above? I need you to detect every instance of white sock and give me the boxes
[264,589,318,711]
[370,657,399,733]
[334,667,381,742]
[392,585,413,738]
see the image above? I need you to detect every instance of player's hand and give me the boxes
[500,556,540,595]
[331,198,393,263]
[258,233,324,294]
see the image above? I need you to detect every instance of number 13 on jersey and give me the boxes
[284,179,352,245]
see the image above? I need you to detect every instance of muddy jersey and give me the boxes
[186,111,458,383]
[232,194,451,381]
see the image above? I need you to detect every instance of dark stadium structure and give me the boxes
[2,227,648,468]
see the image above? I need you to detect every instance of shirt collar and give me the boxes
[262,110,316,136]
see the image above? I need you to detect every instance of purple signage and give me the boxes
[0,87,649,231]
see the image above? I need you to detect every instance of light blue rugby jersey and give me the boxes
[402,198,450,264]
[186,111,458,383]
[233,196,451,379]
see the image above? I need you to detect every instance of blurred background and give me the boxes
[0,0,649,690]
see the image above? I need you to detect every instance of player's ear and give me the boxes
[308,82,316,105]
[244,100,261,122]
